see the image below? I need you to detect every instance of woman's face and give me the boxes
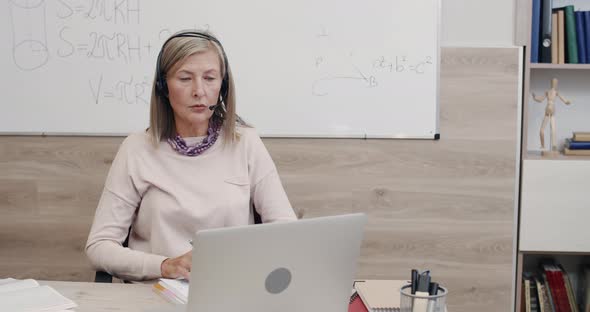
[166,49,222,134]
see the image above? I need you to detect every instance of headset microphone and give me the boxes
[208,95,226,112]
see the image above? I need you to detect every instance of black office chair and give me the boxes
[94,209,263,283]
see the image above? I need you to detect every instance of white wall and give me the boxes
[442,0,515,47]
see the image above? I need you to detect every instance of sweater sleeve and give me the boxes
[85,136,167,281]
[245,129,297,223]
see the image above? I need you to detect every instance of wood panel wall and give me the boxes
[0,47,519,312]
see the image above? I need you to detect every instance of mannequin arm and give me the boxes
[557,92,571,105]
[532,92,546,102]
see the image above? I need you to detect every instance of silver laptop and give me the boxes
[158,213,367,312]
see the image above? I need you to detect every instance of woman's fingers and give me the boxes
[178,266,190,280]
[161,251,193,279]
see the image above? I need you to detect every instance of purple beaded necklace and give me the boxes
[167,120,222,156]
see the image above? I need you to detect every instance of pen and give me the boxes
[413,271,431,312]
[426,282,439,312]
[429,282,439,296]
[417,271,430,292]
[411,269,418,294]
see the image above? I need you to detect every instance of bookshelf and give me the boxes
[530,64,590,69]
[525,151,590,160]
[516,0,590,311]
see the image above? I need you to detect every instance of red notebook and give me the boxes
[349,292,369,312]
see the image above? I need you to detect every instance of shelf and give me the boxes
[530,63,590,70]
[525,150,590,160]
[520,251,590,256]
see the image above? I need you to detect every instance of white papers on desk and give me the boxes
[154,278,189,304]
[0,278,77,312]
[0,279,40,293]
[0,278,17,285]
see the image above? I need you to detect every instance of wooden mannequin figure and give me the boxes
[531,78,572,156]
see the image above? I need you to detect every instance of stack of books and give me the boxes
[564,132,590,156]
[531,0,590,64]
[522,260,588,312]
[0,278,77,312]
[153,278,189,304]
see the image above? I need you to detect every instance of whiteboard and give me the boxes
[1,0,440,138]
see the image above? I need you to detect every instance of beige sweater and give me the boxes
[85,127,296,281]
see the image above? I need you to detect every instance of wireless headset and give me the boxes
[154,31,230,111]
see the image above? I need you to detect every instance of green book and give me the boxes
[564,5,579,63]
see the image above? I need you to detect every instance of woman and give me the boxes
[85,30,297,281]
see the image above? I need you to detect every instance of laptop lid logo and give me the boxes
[265,267,291,294]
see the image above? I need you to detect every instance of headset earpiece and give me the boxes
[219,75,229,101]
[155,74,168,98]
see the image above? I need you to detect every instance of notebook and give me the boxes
[154,278,189,304]
[354,280,409,312]
[349,291,370,312]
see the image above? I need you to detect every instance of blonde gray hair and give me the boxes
[148,30,245,146]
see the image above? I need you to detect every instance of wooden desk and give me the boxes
[41,280,432,312]
[41,281,173,312]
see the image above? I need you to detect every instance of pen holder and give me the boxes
[399,284,447,312]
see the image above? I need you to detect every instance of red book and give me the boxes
[554,269,572,312]
[543,264,574,312]
[349,292,369,312]
[544,267,562,312]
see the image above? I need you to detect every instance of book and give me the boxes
[153,282,185,304]
[542,273,557,312]
[530,278,541,312]
[542,264,563,312]
[552,11,559,63]
[524,273,542,312]
[557,271,571,312]
[559,265,579,312]
[575,11,587,63]
[541,0,554,63]
[532,0,542,62]
[526,279,532,312]
[0,279,77,312]
[522,280,527,312]
[566,139,590,149]
[573,132,590,141]
[154,278,189,304]
[349,291,370,312]
[564,5,579,63]
[564,148,590,156]
[535,276,552,312]
[354,280,408,312]
[558,8,566,64]
[585,12,590,62]
[544,263,573,312]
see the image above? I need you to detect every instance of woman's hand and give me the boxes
[160,250,192,280]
